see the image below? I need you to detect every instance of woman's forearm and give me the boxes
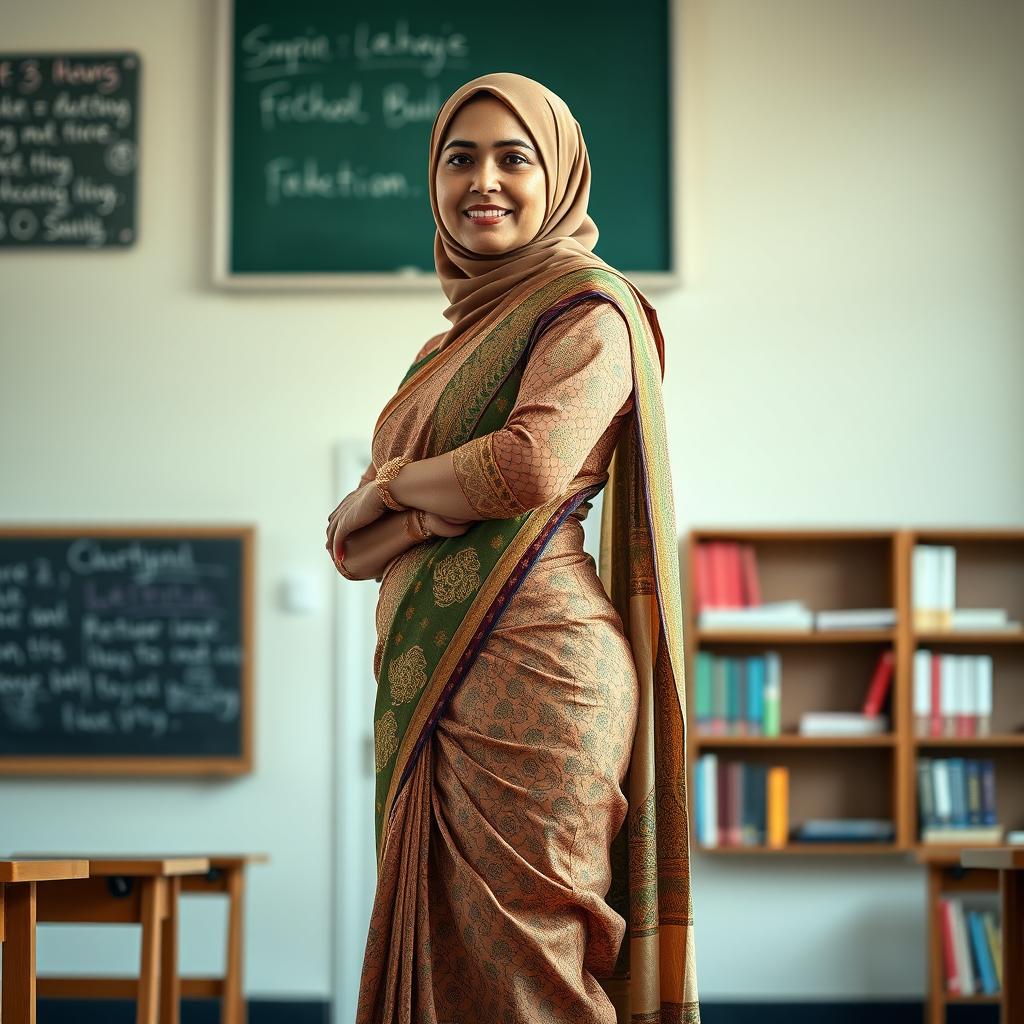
[387,451,479,521]
[342,509,421,580]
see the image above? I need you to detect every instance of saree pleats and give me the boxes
[358,266,700,1024]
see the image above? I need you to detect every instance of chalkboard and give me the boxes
[0,53,139,248]
[0,528,253,775]
[214,0,677,288]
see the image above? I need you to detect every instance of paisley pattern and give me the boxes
[356,267,700,1024]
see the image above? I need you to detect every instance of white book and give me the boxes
[912,545,928,611]
[924,825,1004,844]
[940,546,956,629]
[951,608,1010,628]
[917,647,933,720]
[799,713,888,736]
[977,655,993,734]
[949,897,975,996]
[700,607,813,630]
[815,608,896,630]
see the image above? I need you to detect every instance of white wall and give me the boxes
[2,0,1022,1003]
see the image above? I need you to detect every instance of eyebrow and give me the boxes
[441,138,536,152]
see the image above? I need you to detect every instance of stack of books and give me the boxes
[913,650,994,737]
[916,756,1002,844]
[913,544,1022,632]
[791,819,894,843]
[938,897,1002,996]
[694,755,788,848]
[693,652,781,735]
[814,608,896,630]
[798,713,889,737]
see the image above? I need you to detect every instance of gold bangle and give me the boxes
[415,508,432,540]
[375,456,411,511]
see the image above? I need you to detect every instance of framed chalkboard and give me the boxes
[0,527,254,776]
[0,53,139,248]
[213,0,678,289]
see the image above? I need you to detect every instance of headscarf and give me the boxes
[427,72,617,347]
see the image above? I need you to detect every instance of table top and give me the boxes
[0,859,90,884]
[960,847,1024,870]
[9,855,211,877]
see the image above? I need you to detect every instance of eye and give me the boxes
[444,152,531,167]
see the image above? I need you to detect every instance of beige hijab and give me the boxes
[428,72,618,347]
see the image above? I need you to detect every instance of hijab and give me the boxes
[427,72,618,348]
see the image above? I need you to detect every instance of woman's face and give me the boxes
[434,95,547,256]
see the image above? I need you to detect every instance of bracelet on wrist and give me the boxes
[375,456,411,512]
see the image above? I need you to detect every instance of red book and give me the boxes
[728,544,745,606]
[930,654,942,738]
[939,898,961,995]
[696,543,713,612]
[862,650,895,716]
[709,543,731,609]
[740,544,762,606]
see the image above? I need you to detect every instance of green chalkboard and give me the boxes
[215,0,674,284]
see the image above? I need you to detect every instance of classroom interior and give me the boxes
[2,1,1023,1022]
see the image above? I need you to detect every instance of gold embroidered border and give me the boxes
[451,434,527,518]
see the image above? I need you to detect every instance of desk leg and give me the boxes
[1004,870,1022,1024]
[223,867,246,1024]
[159,877,181,1024]
[137,878,165,1024]
[2,882,37,1024]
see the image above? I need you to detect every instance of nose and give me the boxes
[470,157,501,196]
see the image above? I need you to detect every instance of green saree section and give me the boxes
[371,267,657,855]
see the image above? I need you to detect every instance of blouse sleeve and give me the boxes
[450,297,633,518]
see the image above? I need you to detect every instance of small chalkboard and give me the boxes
[0,527,253,775]
[0,53,140,248]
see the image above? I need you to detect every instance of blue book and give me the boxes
[967,909,999,995]
[965,760,983,826]
[746,656,764,735]
[726,659,739,733]
[948,758,968,827]
[980,760,997,826]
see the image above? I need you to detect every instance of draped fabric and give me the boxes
[355,265,700,1023]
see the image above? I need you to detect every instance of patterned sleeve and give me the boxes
[450,297,633,518]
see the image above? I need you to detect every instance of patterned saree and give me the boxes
[358,265,700,1024]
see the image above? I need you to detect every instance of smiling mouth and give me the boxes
[464,209,513,222]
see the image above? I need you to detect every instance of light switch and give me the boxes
[280,571,320,613]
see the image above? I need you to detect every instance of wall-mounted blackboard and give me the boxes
[0,527,253,776]
[0,53,139,248]
[213,0,677,288]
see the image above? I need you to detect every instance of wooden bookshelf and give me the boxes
[685,528,906,853]
[903,529,1024,859]
[921,853,1001,1024]
[685,527,1024,859]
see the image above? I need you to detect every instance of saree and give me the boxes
[356,264,700,1024]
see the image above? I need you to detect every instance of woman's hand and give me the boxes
[325,480,387,568]
[421,512,474,538]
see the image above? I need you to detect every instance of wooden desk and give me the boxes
[0,859,90,1024]
[15,851,267,1024]
[14,856,209,1024]
[960,847,1024,1024]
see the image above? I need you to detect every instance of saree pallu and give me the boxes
[357,265,700,1024]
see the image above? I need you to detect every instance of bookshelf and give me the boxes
[923,854,1002,1024]
[685,527,1024,858]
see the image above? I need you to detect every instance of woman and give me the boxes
[326,72,700,1024]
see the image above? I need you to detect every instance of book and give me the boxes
[948,897,975,996]
[921,824,1004,845]
[792,819,894,842]
[861,650,894,715]
[766,765,788,848]
[763,653,781,737]
[982,910,1002,989]
[699,600,813,631]
[798,712,889,737]
[967,909,999,995]
[938,899,960,995]
[815,607,896,630]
